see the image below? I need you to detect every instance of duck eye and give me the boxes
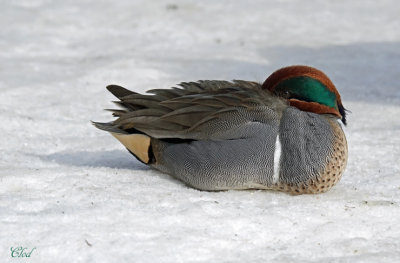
[283,90,290,98]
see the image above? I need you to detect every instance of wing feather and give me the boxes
[94,80,288,140]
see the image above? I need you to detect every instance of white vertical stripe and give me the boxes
[273,135,281,184]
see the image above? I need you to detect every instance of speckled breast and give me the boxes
[303,119,348,194]
[273,108,348,194]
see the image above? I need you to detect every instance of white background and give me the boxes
[1,0,399,262]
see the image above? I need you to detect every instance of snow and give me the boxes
[1,0,400,262]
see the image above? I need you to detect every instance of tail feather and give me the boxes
[105,109,127,117]
[107,85,137,99]
[91,121,129,134]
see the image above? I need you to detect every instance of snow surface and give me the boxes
[1,0,400,262]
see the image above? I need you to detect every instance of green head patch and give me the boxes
[274,76,338,110]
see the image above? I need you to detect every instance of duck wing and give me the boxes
[93,80,287,140]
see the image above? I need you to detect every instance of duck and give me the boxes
[93,65,348,194]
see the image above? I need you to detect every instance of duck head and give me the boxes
[262,65,347,125]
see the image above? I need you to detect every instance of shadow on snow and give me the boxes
[39,150,149,170]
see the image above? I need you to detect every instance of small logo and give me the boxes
[10,246,36,258]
